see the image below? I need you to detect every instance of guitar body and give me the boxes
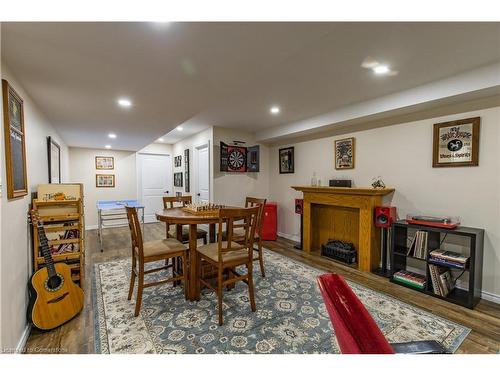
[28,262,84,330]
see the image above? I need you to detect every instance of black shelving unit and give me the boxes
[390,220,484,309]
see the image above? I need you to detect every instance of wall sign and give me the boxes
[2,79,28,199]
[433,117,480,168]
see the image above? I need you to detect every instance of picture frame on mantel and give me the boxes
[47,136,61,183]
[2,79,28,199]
[432,117,480,168]
[279,146,294,174]
[335,137,355,170]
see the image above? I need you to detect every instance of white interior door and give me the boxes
[138,153,172,223]
[195,143,210,204]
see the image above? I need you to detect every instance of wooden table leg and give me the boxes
[188,224,200,301]
[209,223,216,243]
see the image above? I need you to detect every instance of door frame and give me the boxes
[136,152,173,222]
[193,141,210,204]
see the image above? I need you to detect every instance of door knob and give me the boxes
[164,190,169,194]
[197,193,201,196]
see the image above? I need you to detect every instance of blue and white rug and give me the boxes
[93,250,470,353]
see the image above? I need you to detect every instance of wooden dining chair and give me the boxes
[126,206,188,317]
[163,196,208,244]
[221,197,267,277]
[196,206,260,325]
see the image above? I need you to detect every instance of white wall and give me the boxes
[69,148,137,229]
[0,64,69,351]
[269,106,500,300]
[172,127,214,202]
[213,127,270,206]
[69,143,172,229]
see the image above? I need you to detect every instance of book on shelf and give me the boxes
[393,270,426,289]
[429,249,468,266]
[428,264,455,297]
[407,230,428,259]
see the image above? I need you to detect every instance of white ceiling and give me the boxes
[2,22,500,150]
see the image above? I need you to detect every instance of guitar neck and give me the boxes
[37,224,57,277]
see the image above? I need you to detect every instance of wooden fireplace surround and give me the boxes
[292,186,395,272]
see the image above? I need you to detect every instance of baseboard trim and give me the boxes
[15,324,31,353]
[480,290,500,304]
[277,232,300,243]
[86,225,98,231]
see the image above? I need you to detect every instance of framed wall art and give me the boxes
[279,146,294,174]
[335,137,355,170]
[247,145,260,172]
[47,136,61,183]
[96,174,115,188]
[174,155,182,168]
[95,156,114,170]
[174,172,183,187]
[184,149,190,192]
[2,79,28,199]
[432,117,480,168]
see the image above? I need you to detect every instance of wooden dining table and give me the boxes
[155,206,236,301]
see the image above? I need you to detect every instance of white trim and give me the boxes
[15,324,31,353]
[480,290,500,305]
[277,231,300,243]
[86,224,98,231]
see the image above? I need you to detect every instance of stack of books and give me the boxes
[393,270,426,290]
[429,249,469,269]
[428,264,455,296]
[407,230,428,259]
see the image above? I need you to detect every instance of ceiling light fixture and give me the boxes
[108,133,117,139]
[373,65,390,75]
[176,126,183,131]
[270,106,280,115]
[105,145,111,149]
[158,138,165,142]
[117,98,132,108]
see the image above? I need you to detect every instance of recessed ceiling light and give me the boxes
[108,133,117,139]
[176,126,183,131]
[105,145,111,149]
[270,106,280,115]
[117,98,132,107]
[158,138,164,142]
[373,65,390,75]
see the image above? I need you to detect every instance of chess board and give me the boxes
[182,203,225,216]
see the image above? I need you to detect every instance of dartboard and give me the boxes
[229,149,245,170]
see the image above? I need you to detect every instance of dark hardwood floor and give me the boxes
[25,223,500,354]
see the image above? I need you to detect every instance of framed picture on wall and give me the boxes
[184,149,190,192]
[95,156,114,170]
[174,172,183,187]
[279,146,294,174]
[335,137,355,170]
[2,79,28,199]
[47,136,61,183]
[174,155,182,167]
[96,174,115,188]
[247,145,260,172]
[432,117,480,168]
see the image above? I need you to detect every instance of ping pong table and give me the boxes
[97,200,145,252]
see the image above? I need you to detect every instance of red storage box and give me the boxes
[261,202,277,241]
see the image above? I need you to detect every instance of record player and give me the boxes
[406,214,460,229]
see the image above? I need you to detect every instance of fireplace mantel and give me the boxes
[292,186,395,272]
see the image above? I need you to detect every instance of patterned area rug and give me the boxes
[93,250,470,353]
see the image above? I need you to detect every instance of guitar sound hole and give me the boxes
[46,274,64,291]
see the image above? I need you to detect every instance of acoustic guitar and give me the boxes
[28,210,84,330]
